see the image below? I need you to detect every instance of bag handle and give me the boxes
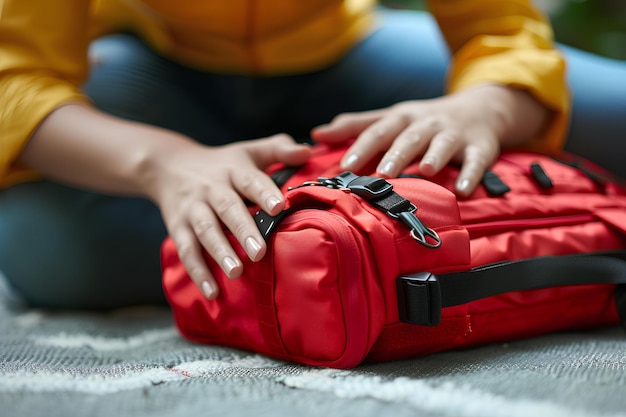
[397,250,626,329]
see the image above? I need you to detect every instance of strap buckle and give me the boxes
[260,172,442,249]
[396,272,442,326]
[333,171,441,248]
[331,172,394,200]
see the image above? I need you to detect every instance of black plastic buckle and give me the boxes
[255,209,294,240]
[396,272,442,326]
[333,172,393,200]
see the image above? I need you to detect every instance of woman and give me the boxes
[0,0,617,309]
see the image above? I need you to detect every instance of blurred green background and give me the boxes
[381,0,626,60]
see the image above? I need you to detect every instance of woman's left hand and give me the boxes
[311,84,550,196]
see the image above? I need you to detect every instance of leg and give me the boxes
[286,8,450,138]
[560,45,626,178]
[0,183,167,309]
[193,9,449,142]
[84,33,234,142]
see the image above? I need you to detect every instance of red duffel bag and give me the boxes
[161,145,626,369]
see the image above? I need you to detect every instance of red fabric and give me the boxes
[162,146,626,368]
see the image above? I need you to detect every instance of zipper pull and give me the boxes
[397,211,441,248]
[481,170,510,196]
[530,163,554,189]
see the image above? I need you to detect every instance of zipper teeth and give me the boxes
[465,213,596,235]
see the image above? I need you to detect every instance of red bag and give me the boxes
[161,145,626,369]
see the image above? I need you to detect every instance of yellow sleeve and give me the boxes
[427,0,570,154]
[0,0,92,181]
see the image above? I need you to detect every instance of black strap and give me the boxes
[257,171,441,248]
[397,250,626,327]
[552,156,626,187]
[270,166,300,189]
[332,172,415,215]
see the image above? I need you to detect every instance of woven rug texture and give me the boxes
[1,272,625,417]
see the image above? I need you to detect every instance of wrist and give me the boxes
[467,83,551,147]
[133,130,203,203]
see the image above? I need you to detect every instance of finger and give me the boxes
[236,134,310,217]
[188,201,244,279]
[341,114,409,172]
[418,130,464,177]
[207,186,267,263]
[310,110,385,144]
[232,166,286,216]
[248,134,312,169]
[375,120,440,178]
[170,226,220,300]
[455,141,499,196]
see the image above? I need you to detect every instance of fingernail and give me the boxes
[343,154,359,168]
[266,195,282,212]
[221,256,238,278]
[419,157,438,176]
[422,156,436,169]
[201,281,216,299]
[457,178,470,193]
[245,237,262,260]
[379,160,396,175]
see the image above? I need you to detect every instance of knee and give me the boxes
[88,34,154,69]
[0,233,167,310]
[83,34,170,119]
[0,224,163,309]
[0,183,168,309]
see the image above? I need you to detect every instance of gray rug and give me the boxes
[1,272,625,417]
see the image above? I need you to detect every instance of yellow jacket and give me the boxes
[0,0,568,187]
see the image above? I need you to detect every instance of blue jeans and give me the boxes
[0,10,624,309]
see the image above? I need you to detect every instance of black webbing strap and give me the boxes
[331,172,415,215]
[270,166,300,189]
[331,172,441,248]
[256,171,441,248]
[397,250,626,328]
[552,156,625,187]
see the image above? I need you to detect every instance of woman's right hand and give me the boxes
[144,134,311,300]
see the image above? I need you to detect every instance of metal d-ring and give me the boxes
[410,227,442,248]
